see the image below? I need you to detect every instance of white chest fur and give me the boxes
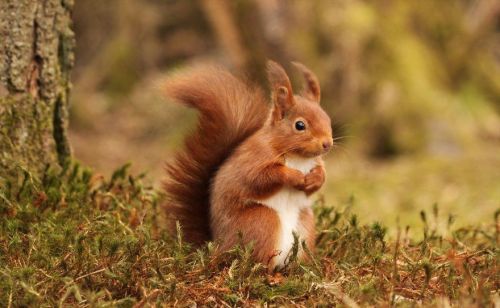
[260,156,317,268]
[286,156,318,174]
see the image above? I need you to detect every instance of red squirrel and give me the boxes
[163,61,332,269]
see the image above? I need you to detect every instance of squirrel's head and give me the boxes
[266,61,333,158]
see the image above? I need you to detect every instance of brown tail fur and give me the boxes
[163,65,269,245]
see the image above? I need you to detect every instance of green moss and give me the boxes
[0,162,497,306]
[52,94,71,166]
[0,95,58,183]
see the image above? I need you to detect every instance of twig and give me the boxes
[75,268,106,282]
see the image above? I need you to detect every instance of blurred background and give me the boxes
[68,0,499,230]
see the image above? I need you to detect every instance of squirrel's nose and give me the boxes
[322,139,333,151]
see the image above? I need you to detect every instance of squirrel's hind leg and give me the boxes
[213,203,282,269]
[298,207,316,256]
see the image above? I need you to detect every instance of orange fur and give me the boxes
[162,66,268,244]
[163,61,332,268]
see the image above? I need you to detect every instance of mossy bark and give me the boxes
[0,0,74,179]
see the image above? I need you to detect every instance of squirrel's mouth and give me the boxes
[292,148,325,158]
[310,147,332,157]
[292,140,333,157]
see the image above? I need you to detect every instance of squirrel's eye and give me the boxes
[295,121,306,131]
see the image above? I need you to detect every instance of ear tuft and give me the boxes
[292,61,321,103]
[267,61,294,120]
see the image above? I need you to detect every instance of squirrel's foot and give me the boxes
[303,166,325,195]
[286,168,306,191]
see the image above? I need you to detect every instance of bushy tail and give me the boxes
[163,65,269,245]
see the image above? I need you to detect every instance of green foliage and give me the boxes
[292,0,500,156]
[0,164,497,306]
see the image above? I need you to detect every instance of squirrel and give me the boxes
[163,61,333,269]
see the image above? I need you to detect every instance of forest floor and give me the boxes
[1,162,498,306]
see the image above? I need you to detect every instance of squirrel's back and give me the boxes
[163,65,269,245]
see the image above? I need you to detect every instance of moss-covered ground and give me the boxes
[1,162,498,306]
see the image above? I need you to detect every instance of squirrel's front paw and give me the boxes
[286,169,306,191]
[303,166,325,195]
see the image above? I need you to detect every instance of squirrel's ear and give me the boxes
[292,61,320,103]
[267,60,294,121]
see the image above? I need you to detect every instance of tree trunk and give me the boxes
[0,0,74,178]
[201,0,291,94]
